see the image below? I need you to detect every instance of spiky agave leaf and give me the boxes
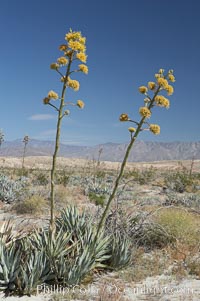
[108,234,132,270]
[0,240,22,290]
[30,228,74,259]
[20,250,52,295]
[66,244,95,285]
[0,221,14,246]
[92,230,111,268]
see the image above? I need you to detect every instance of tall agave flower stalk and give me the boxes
[0,130,4,149]
[95,69,175,242]
[43,29,88,228]
[22,135,29,170]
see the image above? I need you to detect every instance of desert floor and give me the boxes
[0,157,200,300]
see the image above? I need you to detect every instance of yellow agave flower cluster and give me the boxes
[43,29,87,109]
[43,90,59,104]
[119,69,175,135]
[50,29,88,90]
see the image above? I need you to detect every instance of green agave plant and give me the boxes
[0,205,134,296]
[0,240,22,292]
[56,206,111,268]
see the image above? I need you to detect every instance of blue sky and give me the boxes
[0,0,200,145]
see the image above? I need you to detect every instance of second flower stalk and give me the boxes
[94,68,175,241]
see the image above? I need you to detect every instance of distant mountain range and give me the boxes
[0,139,200,162]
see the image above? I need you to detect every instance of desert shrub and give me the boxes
[54,185,69,206]
[13,195,47,215]
[164,192,200,209]
[82,174,113,196]
[95,169,106,179]
[155,208,200,246]
[55,170,70,187]
[132,220,175,250]
[164,169,196,193]
[124,166,157,184]
[54,185,86,208]
[33,171,49,186]
[104,209,174,250]
[88,191,106,207]
[0,174,28,203]
[187,254,200,278]
[14,168,29,177]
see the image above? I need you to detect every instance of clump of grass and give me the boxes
[155,208,200,246]
[13,195,47,215]
[54,185,87,210]
[54,185,69,207]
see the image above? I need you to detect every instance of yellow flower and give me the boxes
[68,40,86,52]
[155,95,170,108]
[57,57,68,65]
[148,82,156,90]
[128,127,136,133]
[165,84,174,95]
[77,100,85,109]
[155,73,161,79]
[149,124,160,135]
[65,31,82,41]
[139,86,148,94]
[159,69,164,74]
[157,77,168,89]
[76,52,87,63]
[50,63,59,70]
[59,44,68,51]
[79,64,88,74]
[48,90,59,100]
[139,107,151,118]
[67,78,80,91]
[168,74,176,82]
[43,97,50,105]
[79,37,86,44]
[119,113,129,121]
